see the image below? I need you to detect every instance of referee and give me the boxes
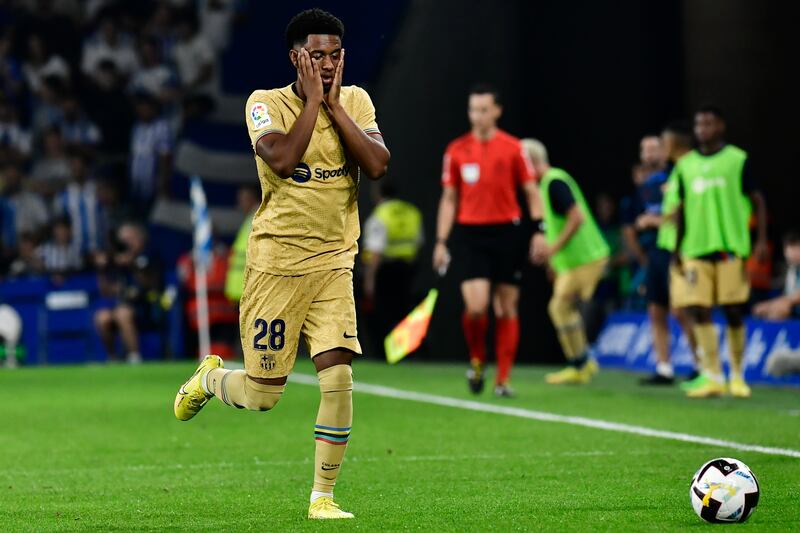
[433,84,538,397]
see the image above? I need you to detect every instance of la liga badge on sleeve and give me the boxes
[251,102,272,129]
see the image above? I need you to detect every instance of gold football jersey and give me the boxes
[244,84,380,275]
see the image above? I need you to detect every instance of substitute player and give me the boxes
[635,122,699,384]
[525,139,610,385]
[173,9,389,519]
[433,85,538,397]
[675,105,767,399]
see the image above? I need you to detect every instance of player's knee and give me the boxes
[724,305,746,328]
[242,377,284,411]
[547,296,566,322]
[94,309,112,328]
[318,363,353,394]
[113,305,134,325]
[688,305,711,323]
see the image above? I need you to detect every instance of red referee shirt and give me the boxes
[441,129,536,225]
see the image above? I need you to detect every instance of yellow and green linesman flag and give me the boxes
[384,288,439,364]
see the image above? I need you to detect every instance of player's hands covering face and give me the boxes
[297,48,323,105]
[324,48,344,109]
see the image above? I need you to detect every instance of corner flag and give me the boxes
[384,288,439,364]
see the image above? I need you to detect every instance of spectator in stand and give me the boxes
[143,2,176,60]
[82,59,134,156]
[7,232,43,278]
[96,176,131,251]
[81,14,139,81]
[129,93,172,215]
[54,151,103,254]
[36,215,84,277]
[30,75,67,138]
[94,221,163,364]
[55,92,103,152]
[172,10,215,97]
[129,36,179,105]
[0,30,24,106]
[0,163,50,254]
[0,96,32,166]
[22,34,69,96]
[199,0,238,52]
[754,230,800,321]
[30,126,71,199]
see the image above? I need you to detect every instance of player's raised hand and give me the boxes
[324,48,344,109]
[298,48,323,105]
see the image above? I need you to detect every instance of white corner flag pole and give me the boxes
[190,176,212,361]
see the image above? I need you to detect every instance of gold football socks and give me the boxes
[205,368,284,411]
[312,365,353,496]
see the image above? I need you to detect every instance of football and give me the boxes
[690,458,760,523]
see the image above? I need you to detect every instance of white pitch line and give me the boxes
[289,373,800,459]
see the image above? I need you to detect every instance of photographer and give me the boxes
[93,222,163,364]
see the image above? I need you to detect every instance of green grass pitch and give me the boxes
[1,360,799,531]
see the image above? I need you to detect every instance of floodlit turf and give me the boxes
[1,360,799,532]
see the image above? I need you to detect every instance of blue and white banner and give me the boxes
[594,312,800,386]
[189,175,213,269]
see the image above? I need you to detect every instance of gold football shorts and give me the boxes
[239,268,361,378]
[552,257,608,302]
[680,257,750,307]
[668,263,691,309]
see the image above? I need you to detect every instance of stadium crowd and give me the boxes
[0,0,241,363]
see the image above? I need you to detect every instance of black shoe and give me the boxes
[466,362,485,395]
[494,384,515,398]
[639,373,675,385]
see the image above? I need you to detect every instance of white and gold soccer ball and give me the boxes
[690,457,760,523]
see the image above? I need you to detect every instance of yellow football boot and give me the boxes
[685,374,726,398]
[174,355,224,421]
[545,366,589,385]
[582,358,600,378]
[729,378,752,398]
[308,497,354,519]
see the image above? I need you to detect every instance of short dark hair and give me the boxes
[285,8,344,50]
[663,119,693,145]
[696,104,725,121]
[784,229,800,247]
[469,83,501,105]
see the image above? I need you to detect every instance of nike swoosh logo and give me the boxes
[321,465,339,471]
[179,367,203,395]
[343,333,357,339]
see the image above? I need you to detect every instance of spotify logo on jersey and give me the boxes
[287,162,350,183]
[290,162,312,183]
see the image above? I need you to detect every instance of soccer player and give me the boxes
[674,105,767,398]
[433,85,538,397]
[524,139,610,385]
[635,122,699,384]
[173,9,389,519]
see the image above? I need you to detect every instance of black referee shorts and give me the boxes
[453,222,528,285]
